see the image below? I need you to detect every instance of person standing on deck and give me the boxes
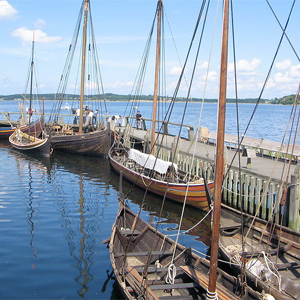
[86,110,94,126]
[74,108,80,124]
[92,109,98,124]
[136,111,142,129]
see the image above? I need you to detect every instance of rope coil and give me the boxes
[206,289,218,300]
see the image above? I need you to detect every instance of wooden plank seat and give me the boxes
[158,295,199,300]
[133,266,171,273]
[115,251,173,257]
[180,266,234,300]
[120,229,141,236]
[275,261,300,270]
[115,250,173,258]
[220,225,242,236]
[242,244,291,258]
[150,282,199,290]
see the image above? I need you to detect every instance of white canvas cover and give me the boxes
[128,148,177,175]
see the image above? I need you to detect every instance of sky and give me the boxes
[0,0,299,100]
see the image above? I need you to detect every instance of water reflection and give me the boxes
[52,153,112,297]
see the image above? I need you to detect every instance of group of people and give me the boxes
[73,107,99,125]
[73,107,143,129]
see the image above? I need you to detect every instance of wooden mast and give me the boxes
[150,0,162,155]
[79,0,89,134]
[28,33,35,126]
[207,0,229,297]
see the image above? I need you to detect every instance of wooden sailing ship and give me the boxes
[9,37,50,157]
[108,0,214,210]
[47,0,110,156]
[109,143,214,209]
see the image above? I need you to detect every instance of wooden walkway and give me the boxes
[206,130,300,162]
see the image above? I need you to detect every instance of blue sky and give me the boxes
[0,0,299,99]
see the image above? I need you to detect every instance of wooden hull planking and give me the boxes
[109,152,214,210]
[50,127,110,156]
[9,130,51,157]
[0,118,44,139]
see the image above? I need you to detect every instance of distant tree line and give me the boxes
[270,94,297,105]
[0,93,295,104]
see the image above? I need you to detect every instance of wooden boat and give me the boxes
[109,143,214,209]
[0,118,43,139]
[219,204,300,300]
[9,36,50,157]
[109,201,263,300]
[47,0,110,156]
[108,0,214,210]
[9,128,50,157]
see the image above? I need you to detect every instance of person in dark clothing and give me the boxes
[136,111,142,129]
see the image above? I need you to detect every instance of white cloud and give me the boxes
[0,0,17,21]
[228,58,261,74]
[34,19,46,29]
[274,72,293,84]
[203,70,218,82]
[197,61,209,70]
[289,64,300,78]
[12,27,62,44]
[169,66,182,76]
[273,64,300,84]
[106,81,134,89]
[275,59,292,71]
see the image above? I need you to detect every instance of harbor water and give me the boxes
[0,141,210,299]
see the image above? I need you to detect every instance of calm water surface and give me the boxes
[0,141,209,300]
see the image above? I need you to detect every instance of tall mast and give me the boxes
[150,0,162,155]
[29,34,35,125]
[207,0,229,297]
[79,0,89,134]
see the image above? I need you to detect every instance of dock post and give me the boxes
[171,135,181,162]
[162,121,168,135]
[289,168,300,231]
[247,157,252,169]
[187,126,195,141]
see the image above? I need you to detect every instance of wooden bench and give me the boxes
[115,250,173,258]
[150,282,199,290]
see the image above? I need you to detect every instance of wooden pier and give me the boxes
[113,118,300,231]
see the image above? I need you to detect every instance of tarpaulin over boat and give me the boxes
[128,148,178,175]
